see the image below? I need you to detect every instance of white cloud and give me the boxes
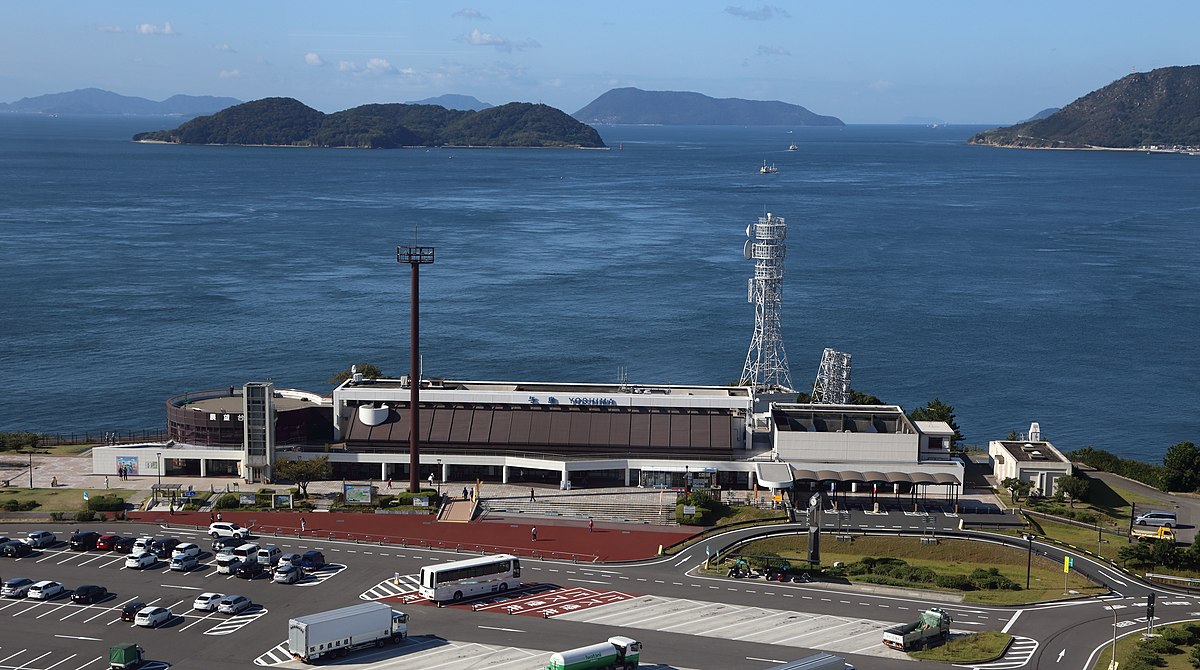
[135,21,177,36]
[366,58,396,74]
[215,43,236,53]
[757,45,791,57]
[304,52,324,66]
[338,60,359,72]
[459,28,539,53]
[218,69,240,79]
[96,25,123,33]
[725,5,790,20]
[453,8,489,19]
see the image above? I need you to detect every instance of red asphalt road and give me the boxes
[126,510,695,562]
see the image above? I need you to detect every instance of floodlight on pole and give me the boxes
[397,244,435,494]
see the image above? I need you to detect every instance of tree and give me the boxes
[848,389,884,405]
[1007,431,1019,441]
[1162,442,1200,492]
[1001,477,1032,502]
[1055,474,1090,507]
[328,363,383,385]
[273,456,331,498]
[908,398,964,447]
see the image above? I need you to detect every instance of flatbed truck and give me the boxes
[882,607,952,651]
[1131,526,1176,542]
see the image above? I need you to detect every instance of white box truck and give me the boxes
[287,602,407,663]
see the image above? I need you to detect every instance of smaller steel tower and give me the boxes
[811,348,852,404]
[740,212,793,391]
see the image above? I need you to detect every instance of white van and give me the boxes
[1135,510,1177,528]
[232,543,261,564]
[216,554,243,574]
[256,546,282,567]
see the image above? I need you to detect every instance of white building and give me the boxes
[989,439,1073,496]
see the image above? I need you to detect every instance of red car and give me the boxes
[95,535,122,551]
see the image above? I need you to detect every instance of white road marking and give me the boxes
[747,657,786,664]
[54,635,101,641]
[566,579,610,585]
[478,625,525,633]
[1002,609,1023,633]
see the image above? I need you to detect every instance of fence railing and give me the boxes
[33,430,169,447]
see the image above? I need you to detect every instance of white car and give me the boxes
[132,536,155,554]
[22,531,56,548]
[208,522,249,540]
[217,594,251,614]
[27,580,65,600]
[124,551,157,569]
[172,543,202,559]
[134,606,172,628]
[192,592,223,611]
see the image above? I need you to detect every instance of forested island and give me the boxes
[133,97,606,148]
[573,87,843,126]
[970,65,1200,149]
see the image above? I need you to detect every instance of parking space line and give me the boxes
[43,653,78,670]
[36,603,71,619]
[178,609,220,632]
[60,603,95,621]
[16,650,52,668]
[0,650,27,664]
[75,555,108,567]
[70,656,103,670]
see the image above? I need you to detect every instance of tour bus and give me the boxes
[418,553,520,603]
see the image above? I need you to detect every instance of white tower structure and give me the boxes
[740,212,793,390]
[811,348,852,404]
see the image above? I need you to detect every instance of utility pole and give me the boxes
[397,244,435,493]
[1024,533,1034,590]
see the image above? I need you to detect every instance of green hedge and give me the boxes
[213,493,240,509]
[1,498,39,511]
[87,495,125,512]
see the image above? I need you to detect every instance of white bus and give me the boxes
[418,554,521,602]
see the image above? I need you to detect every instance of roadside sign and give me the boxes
[683,505,697,515]
[1063,556,1074,573]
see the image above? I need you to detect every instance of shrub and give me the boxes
[0,498,38,511]
[1160,626,1194,646]
[74,510,95,522]
[87,494,125,512]
[1139,636,1178,655]
[50,512,64,521]
[213,493,240,509]
[935,574,975,590]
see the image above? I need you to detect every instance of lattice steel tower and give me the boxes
[740,212,793,390]
[811,348,852,404]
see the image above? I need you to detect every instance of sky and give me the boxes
[3,1,1199,124]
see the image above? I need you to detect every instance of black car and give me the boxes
[70,584,109,604]
[150,538,180,559]
[299,550,326,571]
[120,601,146,621]
[212,536,242,553]
[0,541,33,558]
[235,560,266,580]
[112,537,137,554]
[69,531,101,551]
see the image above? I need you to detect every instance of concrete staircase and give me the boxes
[480,494,676,526]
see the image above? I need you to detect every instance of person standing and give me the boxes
[588,518,594,533]
[300,517,306,532]
[104,476,110,489]
[387,478,392,490]
[529,488,535,502]
[462,486,469,500]
[531,526,537,542]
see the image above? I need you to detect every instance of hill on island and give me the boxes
[132,97,605,148]
[405,94,492,111]
[971,65,1200,149]
[0,88,240,116]
[573,87,843,126]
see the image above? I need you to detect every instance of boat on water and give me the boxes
[760,160,778,174]
[787,142,798,151]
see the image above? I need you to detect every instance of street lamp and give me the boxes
[156,451,162,503]
[1024,533,1034,590]
[26,450,34,489]
[436,459,442,496]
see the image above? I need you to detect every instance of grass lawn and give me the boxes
[737,535,1105,604]
[1091,622,1200,670]
[912,631,1013,663]
[0,487,135,512]
[714,505,788,528]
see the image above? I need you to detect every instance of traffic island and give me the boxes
[909,631,1014,664]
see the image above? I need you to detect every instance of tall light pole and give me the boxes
[1024,533,1034,590]
[156,451,162,502]
[26,450,33,489]
[436,459,442,496]
[397,244,435,493]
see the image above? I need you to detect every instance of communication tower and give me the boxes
[739,212,793,390]
[811,348,852,404]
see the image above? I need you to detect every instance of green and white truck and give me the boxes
[882,607,952,651]
[547,636,641,670]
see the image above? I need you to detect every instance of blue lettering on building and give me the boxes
[568,397,619,406]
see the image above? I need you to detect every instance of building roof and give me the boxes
[991,440,1070,464]
[342,378,751,398]
[913,421,955,436]
[345,403,736,459]
[771,404,915,434]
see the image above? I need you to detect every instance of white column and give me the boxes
[381,463,388,480]
[441,462,449,483]
[560,466,570,490]
[502,465,510,484]
[624,467,630,487]
[199,459,207,477]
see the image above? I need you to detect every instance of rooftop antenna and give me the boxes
[617,366,631,393]
[811,348,851,404]
[739,211,793,391]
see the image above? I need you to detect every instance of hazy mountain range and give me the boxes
[0,88,241,116]
[573,87,844,126]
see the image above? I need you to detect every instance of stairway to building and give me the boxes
[480,493,676,526]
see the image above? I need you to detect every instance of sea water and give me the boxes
[0,115,1196,463]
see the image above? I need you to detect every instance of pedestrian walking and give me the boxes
[50,476,58,487]
[386,478,392,490]
[104,476,109,489]
[531,527,537,542]
[216,512,222,522]
[210,512,216,523]
[529,488,535,502]
[588,518,594,533]
[300,517,306,532]
[462,486,469,500]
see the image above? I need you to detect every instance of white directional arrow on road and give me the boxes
[1057,649,1065,662]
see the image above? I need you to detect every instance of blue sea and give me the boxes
[0,115,1197,463]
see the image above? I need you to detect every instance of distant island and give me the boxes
[0,88,240,117]
[405,94,492,111]
[133,97,605,149]
[970,65,1200,149]
[573,87,843,126]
